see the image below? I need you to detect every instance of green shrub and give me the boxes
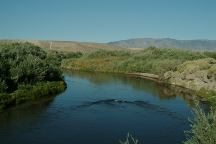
[0,81,66,111]
[0,42,63,90]
[0,79,7,93]
[0,93,15,110]
[0,43,69,111]
[203,51,216,60]
[184,107,216,144]
[54,51,83,59]
[87,50,130,58]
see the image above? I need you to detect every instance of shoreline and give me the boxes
[0,81,67,112]
[63,68,214,102]
[126,72,160,81]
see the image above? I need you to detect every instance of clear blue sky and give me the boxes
[0,0,215,42]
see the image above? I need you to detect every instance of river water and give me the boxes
[0,71,197,144]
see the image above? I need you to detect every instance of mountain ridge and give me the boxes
[108,38,216,50]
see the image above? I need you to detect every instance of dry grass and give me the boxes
[64,56,127,72]
[0,40,124,53]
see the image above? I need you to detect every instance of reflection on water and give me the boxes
[0,70,203,144]
[0,98,54,127]
[65,70,197,106]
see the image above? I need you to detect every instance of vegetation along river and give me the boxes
[0,71,205,144]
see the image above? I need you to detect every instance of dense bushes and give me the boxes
[0,81,66,111]
[0,42,63,93]
[0,42,66,110]
[184,107,216,144]
[203,51,216,60]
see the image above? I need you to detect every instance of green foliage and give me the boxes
[203,51,216,60]
[0,43,66,110]
[53,51,83,60]
[119,133,139,144]
[64,47,212,75]
[0,81,66,111]
[0,79,7,93]
[184,107,216,144]
[86,50,130,58]
[0,42,63,92]
[63,52,83,59]
[117,47,206,75]
[196,88,216,106]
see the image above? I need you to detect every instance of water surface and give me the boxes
[0,71,197,144]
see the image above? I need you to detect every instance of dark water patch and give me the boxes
[72,99,186,123]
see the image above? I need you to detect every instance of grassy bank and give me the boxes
[63,48,216,99]
[63,47,213,75]
[183,106,216,144]
[0,81,66,111]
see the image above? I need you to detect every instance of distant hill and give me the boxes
[0,40,123,53]
[2,38,216,52]
[108,38,216,50]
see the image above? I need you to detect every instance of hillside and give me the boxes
[0,40,123,53]
[108,38,216,50]
[2,38,216,52]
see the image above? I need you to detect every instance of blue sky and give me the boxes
[0,0,215,42]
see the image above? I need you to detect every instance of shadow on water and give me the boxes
[0,97,54,127]
[73,99,185,122]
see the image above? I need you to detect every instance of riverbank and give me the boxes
[127,72,159,81]
[163,58,216,105]
[63,48,216,104]
[0,81,66,111]
[64,68,215,104]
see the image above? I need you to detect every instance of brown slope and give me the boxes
[26,40,124,53]
[0,39,124,53]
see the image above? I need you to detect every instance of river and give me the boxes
[0,71,198,144]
